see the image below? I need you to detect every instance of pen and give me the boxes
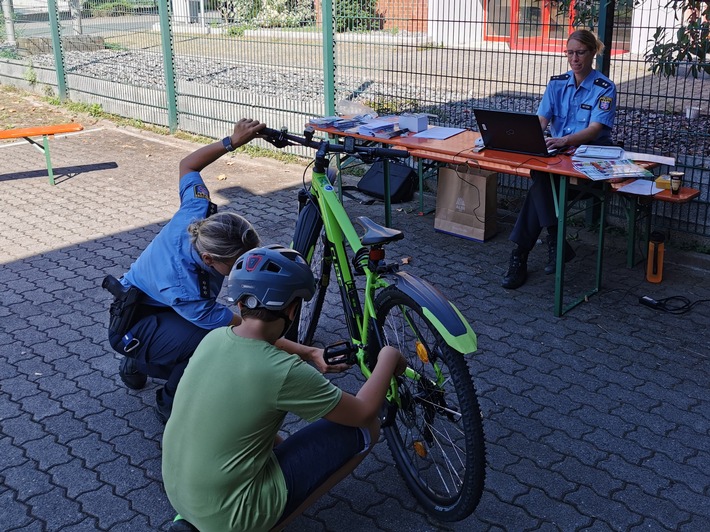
[391,128,409,137]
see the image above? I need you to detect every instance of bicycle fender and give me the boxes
[388,271,477,355]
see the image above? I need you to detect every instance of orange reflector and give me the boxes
[413,441,427,458]
[416,341,429,363]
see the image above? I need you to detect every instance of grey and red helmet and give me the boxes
[228,244,315,311]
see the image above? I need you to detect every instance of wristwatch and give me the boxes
[222,136,235,152]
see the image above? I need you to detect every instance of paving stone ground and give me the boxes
[1,120,709,531]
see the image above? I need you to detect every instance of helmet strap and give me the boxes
[279,312,293,338]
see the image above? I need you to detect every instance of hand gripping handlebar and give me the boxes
[259,127,410,160]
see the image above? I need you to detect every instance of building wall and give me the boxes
[377,0,428,33]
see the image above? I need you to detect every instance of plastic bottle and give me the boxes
[646,231,665,283]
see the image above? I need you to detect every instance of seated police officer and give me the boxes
[106,119,341,423]
[502,30,617,290]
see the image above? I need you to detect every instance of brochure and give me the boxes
[572,159,654,181]
[572,145,625,160]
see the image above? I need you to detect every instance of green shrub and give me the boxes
[219,0,314,27]
[334,0,381,32]
[83,0,157,18]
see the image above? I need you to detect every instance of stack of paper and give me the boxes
[357,116,399,136]
[572,145,625,160]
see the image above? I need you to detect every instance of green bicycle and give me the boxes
[260,127,486,522]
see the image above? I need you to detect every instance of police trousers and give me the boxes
[108,306,210,402]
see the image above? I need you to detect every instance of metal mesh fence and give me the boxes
[1,0,708,238]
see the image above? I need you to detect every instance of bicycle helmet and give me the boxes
[228,244,315,311]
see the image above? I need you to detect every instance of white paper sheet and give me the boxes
[622,151,676,166]
[412,127,466,140]
[617,179,663,196]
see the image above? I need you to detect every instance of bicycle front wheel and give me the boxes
[373,287,486,522]
[292,230,330,345]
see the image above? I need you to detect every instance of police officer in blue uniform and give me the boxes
[502,30,617,290]
[107,119,344,423]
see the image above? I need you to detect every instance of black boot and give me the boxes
[155,387,174,425]
[502,248,528,289]
[545,235,576,275]
[119,357,147,390]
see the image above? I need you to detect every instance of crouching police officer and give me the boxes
[105,119,264,423]
[106,119,346,424]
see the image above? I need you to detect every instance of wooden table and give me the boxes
[310,124,686,316]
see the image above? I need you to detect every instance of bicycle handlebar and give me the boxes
[259,127,410,160]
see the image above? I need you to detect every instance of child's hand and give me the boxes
[311,347,351,374]
[379,346,407,376]
[393,353,408,376]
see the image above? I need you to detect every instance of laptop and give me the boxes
[473,109,560,157]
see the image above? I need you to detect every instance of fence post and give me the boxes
[47,0,67,101]
[158,0,179,132]
[321,0,335,116]
[596,0,615,77]
[2,0,17,47]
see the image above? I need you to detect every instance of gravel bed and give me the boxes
[24,49,710,158]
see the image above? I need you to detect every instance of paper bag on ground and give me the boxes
[434,165,498,242]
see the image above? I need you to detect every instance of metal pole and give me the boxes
[596,0,615,77]
[321,0,336,116]
[47,0,67,101]
[69,0,82,35]
[2,0,16,47]
[158,0,179,132]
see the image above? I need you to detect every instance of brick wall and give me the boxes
[377,0,428,33]
[316,1,429,33]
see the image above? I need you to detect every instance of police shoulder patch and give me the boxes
[193,184,210,200]
[594,78,610,89]
[598,96,613,111]
[550,74,570,81]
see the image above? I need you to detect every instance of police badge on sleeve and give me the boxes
[193,184,210,200]
[599,96,613,111]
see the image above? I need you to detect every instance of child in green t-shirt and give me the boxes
[162,245,406,532]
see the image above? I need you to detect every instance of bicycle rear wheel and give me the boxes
[372,287,486,522]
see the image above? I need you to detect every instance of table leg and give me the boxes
[418,158,425,215]
[42,135,55,185]
[554,175,568,317]
[556,179,608,316]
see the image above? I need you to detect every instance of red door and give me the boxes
[508,0,573,52]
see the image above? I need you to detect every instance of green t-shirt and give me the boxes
[162,327,343,532]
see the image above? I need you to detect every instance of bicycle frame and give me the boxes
[262,128,486,521]
[299,147,478,395]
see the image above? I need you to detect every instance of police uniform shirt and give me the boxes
[121,172,233,330]
[537,69,616,143]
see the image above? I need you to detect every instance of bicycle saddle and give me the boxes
[356,216,404,245]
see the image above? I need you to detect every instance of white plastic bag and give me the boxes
[336,99,376,118]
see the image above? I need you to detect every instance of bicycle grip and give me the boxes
[372,147,410,159]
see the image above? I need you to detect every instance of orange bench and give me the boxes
[0,123,84,185]
[611,180,701,266]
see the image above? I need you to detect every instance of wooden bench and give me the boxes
[0,123,84,185]
[611,180,701,267]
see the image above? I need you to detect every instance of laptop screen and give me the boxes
[473,109,556,157]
